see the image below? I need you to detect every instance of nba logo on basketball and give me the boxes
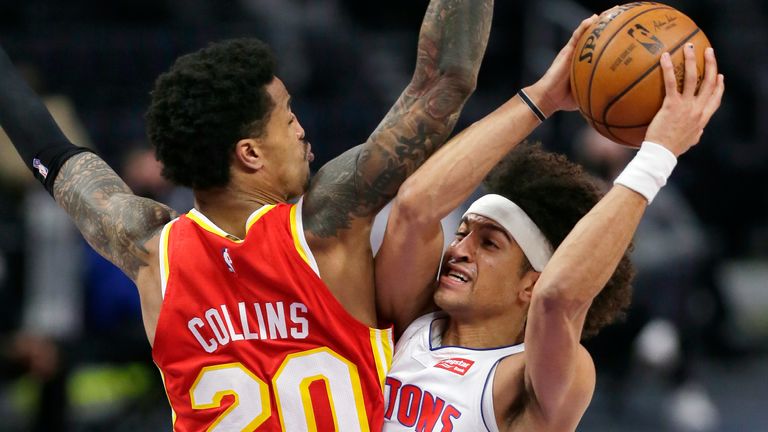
[434,358,474,375]
[570,2,711,147]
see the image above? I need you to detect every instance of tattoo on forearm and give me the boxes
[53,152,176,279]
[304,0,493,238]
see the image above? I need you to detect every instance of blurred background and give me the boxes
[0,0,766,430]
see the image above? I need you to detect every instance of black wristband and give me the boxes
[34,146,94,196]
[518,89,547,122]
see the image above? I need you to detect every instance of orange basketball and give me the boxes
[570,2,710,147]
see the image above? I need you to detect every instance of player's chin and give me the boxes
[434,280,471,308]
[302,167,311,191]
[287,174,310,200]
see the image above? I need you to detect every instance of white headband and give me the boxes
[463,194,553,271]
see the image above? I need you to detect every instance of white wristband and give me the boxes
[613,141,677,203]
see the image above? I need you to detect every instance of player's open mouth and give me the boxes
[306,143,314,162]
[440,264,472,287]
[446,271,468,282]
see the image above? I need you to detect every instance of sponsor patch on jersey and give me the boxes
[434,357,475,376]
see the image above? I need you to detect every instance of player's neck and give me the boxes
[441,313,525,349]
[194,184,287,239]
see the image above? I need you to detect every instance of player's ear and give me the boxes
[518,270,540,303]
[234,138,263,171]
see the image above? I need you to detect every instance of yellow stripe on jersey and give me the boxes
[156,366,177,427]
[187,206,276,243]
[370,328,394,390]
[158,219,177,298]
[290,204,312,268]
[245,204,275,232]
[186,209,243,242]
[246,204,277,231]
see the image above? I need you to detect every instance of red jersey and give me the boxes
[152,200,393,431]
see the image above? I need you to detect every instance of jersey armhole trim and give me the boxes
[290,197,320,277]
[155,364,177,427]
[370,327,394,390]
[159,218,178,299]
[481,360,503,432]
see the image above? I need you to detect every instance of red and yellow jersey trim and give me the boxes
[185,205,277,243]
[156,366,177,427]
[289,198,320,276]
[246,204,277,231]
[158,218,178,299]
[186,209,242,242]
[370,328,394,390]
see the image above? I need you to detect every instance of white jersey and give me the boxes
[384,312,525,432]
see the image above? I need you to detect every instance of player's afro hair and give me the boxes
[146,38,276,189]
[484,142,634,338]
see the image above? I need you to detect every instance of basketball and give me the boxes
[570,2,710,147]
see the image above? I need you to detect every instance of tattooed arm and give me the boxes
[53,153,176,280]
[0,45,174,282]
[302,0,494,238]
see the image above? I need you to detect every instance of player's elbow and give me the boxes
[408,67,476,119]
[439,65,477,99]
[432,67,477,108]
[532,280,593,319]
[391,181,438,229]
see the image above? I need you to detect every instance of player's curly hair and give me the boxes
[146,38,276,189]
[484,142,634,339]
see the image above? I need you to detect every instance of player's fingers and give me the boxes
[693,129,704,145]
[682,43,698,97]
[659,52,678,97]
[571,15,598,45]
[701,74,725,121]
[697,47,718,97]
[556,15,597,63]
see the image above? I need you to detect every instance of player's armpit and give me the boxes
[375,201,443,336]
[519,299,595,428]
[54,152,177,281]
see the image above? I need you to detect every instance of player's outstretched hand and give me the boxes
[644,44,725,157]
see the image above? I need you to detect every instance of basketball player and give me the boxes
[376,23,724,432]
[0,1,493,429]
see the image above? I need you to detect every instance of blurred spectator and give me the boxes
[0,63,92,431]
[120,145,193,213]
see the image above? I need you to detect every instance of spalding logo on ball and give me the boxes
[570,2,710,147]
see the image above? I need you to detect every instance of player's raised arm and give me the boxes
[0,45,175,281]
[522,44,724,428]
[302,0,493,239]
[375,15,598,335]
